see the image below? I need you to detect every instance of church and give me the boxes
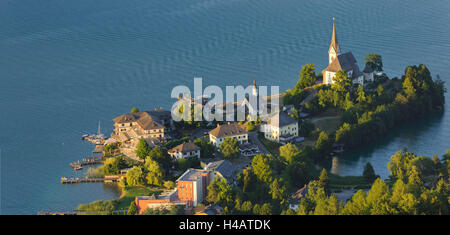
[322,18,374,86]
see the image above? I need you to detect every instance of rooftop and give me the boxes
[176,168,208,182]
[209,123,247,138]
[267,111,297,127]
[204,160,237,181]
[323,52,362,79]
[168,141,201,154]
[113,109,171,130]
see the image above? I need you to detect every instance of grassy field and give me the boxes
[313,116,342,134]
[328,174,371,190]
[115,186,163,210]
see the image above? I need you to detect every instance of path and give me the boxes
[248,131,269,154]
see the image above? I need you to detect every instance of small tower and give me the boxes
[252,80,257,97]
[328,17,341,64]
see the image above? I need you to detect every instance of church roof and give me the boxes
[323,52,362,79]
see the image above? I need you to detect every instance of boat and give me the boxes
[74,166,83,171]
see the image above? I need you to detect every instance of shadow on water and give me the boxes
[318,111,446,178]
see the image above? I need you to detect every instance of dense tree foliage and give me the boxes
[194,138,214,158]
[136,138,150,159]
[219,137,240,160]
[364,54,383,72]
[130,107,139,113]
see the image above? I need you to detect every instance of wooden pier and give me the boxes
[61,176,120,184]
[69,156,103,168]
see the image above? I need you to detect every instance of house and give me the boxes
[176,168,212,207]
[322,18,373,86]
[209,123,248,148]
[204,160,238,184]
[263,111,298,144]
[168,141,201,159]
[135,189,186,214]
[112,109,173,146]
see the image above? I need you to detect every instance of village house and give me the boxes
[203,159,238,184]
[168,141,201,159]
[135,190,186,215]
[322,18,374,86]
[263,111,298,144]
[112,109,173,148]
[209,123,248,148]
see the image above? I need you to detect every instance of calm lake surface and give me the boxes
[1,0,449,214]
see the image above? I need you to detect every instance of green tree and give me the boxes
[376,84,384,97]
[335,122,351,144]
[343,190,369,215]
[387,150,417,181]
[290,107,300,120]
[206,178,233,206]
[194,138,214,158]
[318,168,330,194]
[356,85,366,103]
[259,203,273,215]
[402,76,417,99]
[145,158,164,186]
[363,54,383,71]
[315,131,333,157]
[126,166,145,187]
[363,162,377,183]
[240,201,253,214]
[251,154,274,184]
[219,137,240,160]
[270,178,288,205]
[127,201,137,215]
[279,143,301,164]
[130,107,139,113]
[366,178,393,215]
[136,138,150,159]
[294,64,316,92]
[332,70,351,93]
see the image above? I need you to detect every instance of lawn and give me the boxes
[115,186,163,210]
[328,174,371,190]
[313,116,341,134]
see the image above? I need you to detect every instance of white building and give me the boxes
[167,141,201,159]
[322,18,373,86]
[263,111,298,144]
[209,123,248,148]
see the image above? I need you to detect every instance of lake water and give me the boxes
[1,0,449,214]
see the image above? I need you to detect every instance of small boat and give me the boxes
[74,166,83,171]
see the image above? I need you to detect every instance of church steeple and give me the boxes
[328,17,341,64]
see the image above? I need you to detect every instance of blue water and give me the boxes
[1,0,449,214]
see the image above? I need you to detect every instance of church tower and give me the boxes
[328,17,341,64]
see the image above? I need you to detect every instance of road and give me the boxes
[248,131,269,154]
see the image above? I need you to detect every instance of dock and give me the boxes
[61,176,120,184]
[69,156,103,168]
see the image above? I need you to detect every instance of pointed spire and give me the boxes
[329,17,341,54]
